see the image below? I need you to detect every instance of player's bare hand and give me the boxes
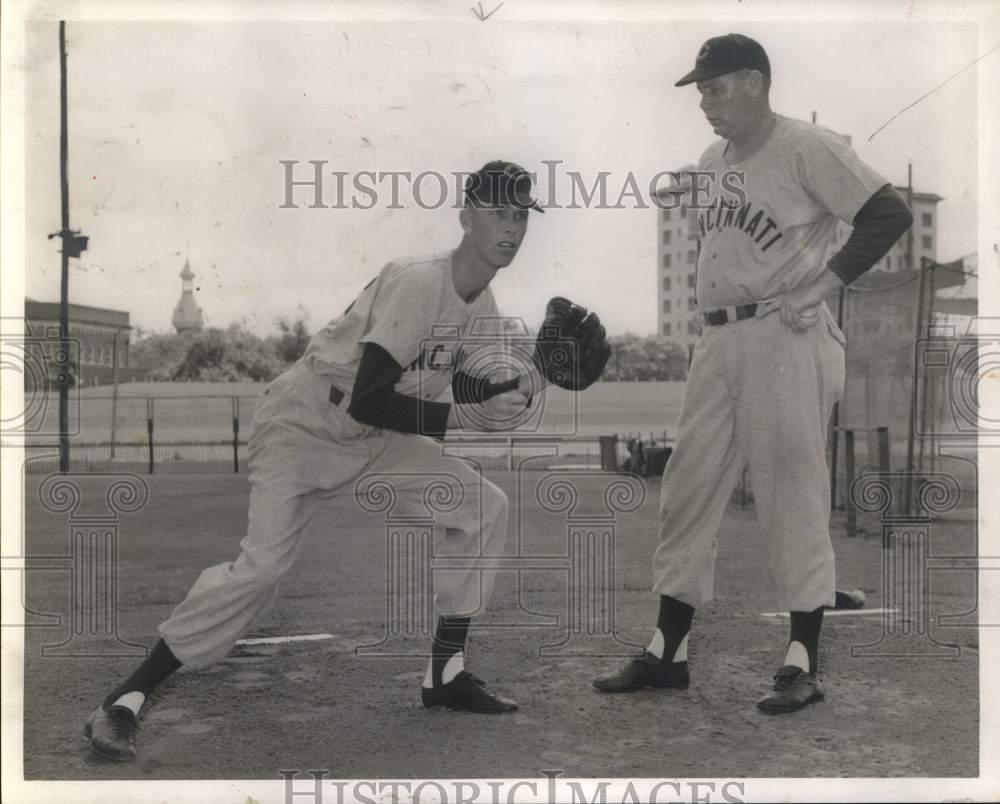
[775,294,820,333]
[480,390,530,430]
[449,390,529,432]
[760,270,843,333]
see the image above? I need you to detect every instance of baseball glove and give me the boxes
[533,297,612,391]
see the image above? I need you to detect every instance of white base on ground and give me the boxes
[235,633,335,645]
[760,608,899,618]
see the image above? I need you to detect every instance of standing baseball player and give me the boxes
[593,34,912,712]
[85,160,611,761]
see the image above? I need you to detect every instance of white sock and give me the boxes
[422,651,465,688]
[647,628,688,663]
[111,691,146,717]
[646,628,664,659]
[441,652,464,684]
[784,640,810,673]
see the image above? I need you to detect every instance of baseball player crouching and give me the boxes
[593,35,913,713]
[85,161,611,761]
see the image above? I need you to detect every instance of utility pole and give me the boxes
[51,21,88,472]
[904,257,929,516]
[110,327,121,458]
[57,21,71,473]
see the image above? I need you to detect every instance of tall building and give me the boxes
[655,163,941,354]
[172,258,204,333]
[654,165,701,354]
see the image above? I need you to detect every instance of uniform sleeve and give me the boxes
[796,128,890,224]
[827,184,914,285]
[348,342,450,438]
[359,267,437,369]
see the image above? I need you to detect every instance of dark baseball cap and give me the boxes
[675,34,771,87]
[464,160,544,213]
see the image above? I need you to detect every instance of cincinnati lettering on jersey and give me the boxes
[405,343,455,373]
[697,198,784,253]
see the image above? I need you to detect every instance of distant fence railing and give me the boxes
[22,435,639,475]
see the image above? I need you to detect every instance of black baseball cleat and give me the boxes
[592,653,690,693]
[84,706,139,762]
[421,671,518,713]
[756,665,825,714]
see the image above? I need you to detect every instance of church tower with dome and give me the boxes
[171,258,204,333]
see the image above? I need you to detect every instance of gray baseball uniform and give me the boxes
[652,117,888,611]
[159,253,509,668]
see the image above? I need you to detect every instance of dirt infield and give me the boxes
[21,471,978,780]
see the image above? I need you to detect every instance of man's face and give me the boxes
[464,204,530,268]
[696,71,755,138]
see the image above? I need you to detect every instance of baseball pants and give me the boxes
[159,361,509,669]
[652,304,845,612]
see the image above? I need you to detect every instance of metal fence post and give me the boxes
[232,396,240,473]
[845,429,856,536]
[877,426,890,475]
[146,397,155,475]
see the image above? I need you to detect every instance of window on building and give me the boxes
[922,234,932,249]
[662,209,671,224]
[687,249,696,264]
[662,275,671,291]
[687,273,696,288]
[688,321,698,335]
[663,322,671,336]
[663,254,672,269]
[688,297,697,311]
[922,212,932,227]
[662,230,672,245]
[663,300,671,314]
[687,228,698,240]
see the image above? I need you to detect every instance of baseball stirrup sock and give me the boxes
[786,607,824,673]
[103,639,182,715]
[649,595,694,662]
[425,616,471,688]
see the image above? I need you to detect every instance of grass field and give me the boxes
[23,380,688,442]
[20,470,979,781]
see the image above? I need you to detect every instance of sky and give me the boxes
[20,12,985,338]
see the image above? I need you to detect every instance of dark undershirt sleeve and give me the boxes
[347,342,450,438]
[451,371,521,403]
[827,184,914,285]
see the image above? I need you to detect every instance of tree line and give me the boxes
[129,319,690,383]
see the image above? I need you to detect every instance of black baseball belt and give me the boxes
[702,302,760,326]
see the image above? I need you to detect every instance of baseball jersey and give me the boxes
[693,115,888,309]
[304,253,502,401]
